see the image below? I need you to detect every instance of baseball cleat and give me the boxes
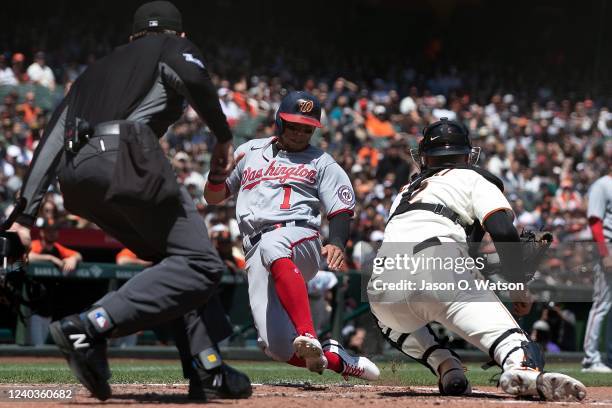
[581,362,612,373]
[322,339,380,381]
[49,315,111,401]
[499,369,587,402]
[293,333,327,374]
[438,367,471,395]
[188,363,253,400]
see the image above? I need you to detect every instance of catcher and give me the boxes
[367,118,586,401]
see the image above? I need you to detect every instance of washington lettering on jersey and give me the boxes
[241,161,318,190]
[225,137,355,235]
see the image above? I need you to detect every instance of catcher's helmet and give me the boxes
[419,117,471,157]
[275,91,322,135]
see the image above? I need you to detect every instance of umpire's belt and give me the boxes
[247,220,315,247]
[65,121,141,153]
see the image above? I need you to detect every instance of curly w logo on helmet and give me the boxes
[297,99,314,113]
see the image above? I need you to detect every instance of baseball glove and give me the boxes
[480,230,553,282]
[519,229,553,280]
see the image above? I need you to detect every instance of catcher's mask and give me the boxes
[410,117,480,169]
[275,91,322,135]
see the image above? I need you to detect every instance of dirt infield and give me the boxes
[1,383,611,407]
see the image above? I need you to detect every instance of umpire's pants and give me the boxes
[57,121,229,355]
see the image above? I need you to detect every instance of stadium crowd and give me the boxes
[1,45,610,286]
[0,0,610,357]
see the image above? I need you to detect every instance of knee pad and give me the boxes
[258,335,294,362]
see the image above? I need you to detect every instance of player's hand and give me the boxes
[209,141,235,184]
[322,244,345,271]
[510,288,534,317]
[62,257,79,275]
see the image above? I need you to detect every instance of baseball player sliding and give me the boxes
[368,118,586,401]
[204,91,379,380]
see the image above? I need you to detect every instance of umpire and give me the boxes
[9,1,251,401]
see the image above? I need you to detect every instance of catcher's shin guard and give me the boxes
[485,328,543,372]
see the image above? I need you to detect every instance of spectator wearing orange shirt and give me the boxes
[17,91,42,127]
[116,247,153,267]
[365,105,395,138]
[29,220,82,275]
[27,219,82,346]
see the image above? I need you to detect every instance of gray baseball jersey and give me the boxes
[583,174,612,367]
[225,137,355,236]
[588,175,612,241]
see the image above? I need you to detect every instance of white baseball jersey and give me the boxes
[371,167,530,374]
[386,168,512,243]
[225,137,355,235]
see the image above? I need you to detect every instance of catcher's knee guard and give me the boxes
[487,328,544,372]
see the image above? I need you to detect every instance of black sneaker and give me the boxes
[188,363,252,400]
[49,315,111,401]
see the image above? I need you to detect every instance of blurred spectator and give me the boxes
[530,320,561,354]
[116,247,152,267]
[210,226,245,274]
[366,105,395,138]
[26,219,82,346]
[17,92,42,127]
[10,53,28,83]
[29,220,82,275]
[26,52,56,91]
[0,54,18,86]
[308,270,338,332]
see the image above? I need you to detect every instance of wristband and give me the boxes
[206,180,226,192]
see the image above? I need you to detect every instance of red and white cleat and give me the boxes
[322,339,380,381]
[293,333,327,374]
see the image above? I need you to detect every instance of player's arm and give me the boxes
[318,160,356,271]
[324,211,352,270]
[587,181,610,258]
[203,180,230,204]
[472,176,528,282]
[483,209,523,277]
[482,210,534,316]
[203,147,245,204]
[159,37,232,143]
[160,37,236,182]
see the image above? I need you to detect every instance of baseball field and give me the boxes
[0,357,610,407]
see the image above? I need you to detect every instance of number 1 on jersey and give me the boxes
[280,185,292,210]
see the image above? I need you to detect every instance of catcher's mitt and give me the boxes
[520,229,553,280]
[480,230,553,282]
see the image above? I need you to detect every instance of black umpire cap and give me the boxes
[133,1,183,33]
[419,117,471,156]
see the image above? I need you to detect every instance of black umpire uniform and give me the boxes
[15,1,250,401]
